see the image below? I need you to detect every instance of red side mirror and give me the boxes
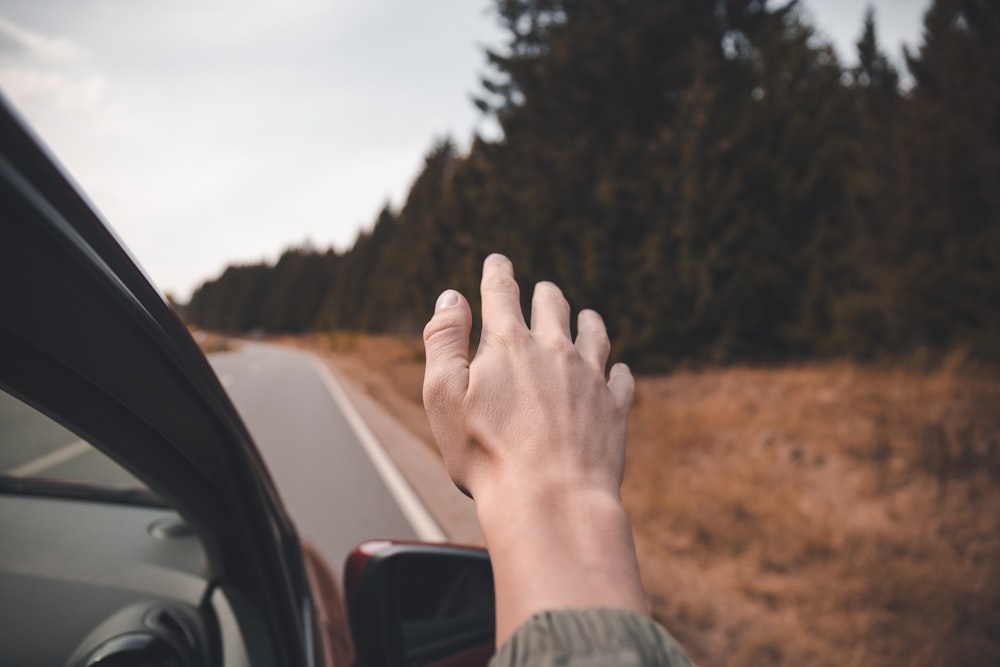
[345,541,495,667]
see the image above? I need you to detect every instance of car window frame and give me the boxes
[0,95,317,666]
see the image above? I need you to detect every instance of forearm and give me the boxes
[475,483,649,644]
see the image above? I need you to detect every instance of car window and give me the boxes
[0,387,144,491]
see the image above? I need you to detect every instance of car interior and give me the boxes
[0,388,250,667]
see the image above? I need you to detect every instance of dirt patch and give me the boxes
[284,334,1000,666]
[190,328,241,354]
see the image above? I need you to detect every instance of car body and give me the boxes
[0,95,493,666]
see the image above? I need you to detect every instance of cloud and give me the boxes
[0,15,81,61]
[0,66,106,113]
[0,15,105,120]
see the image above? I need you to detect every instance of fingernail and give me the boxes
[435,290,459,312]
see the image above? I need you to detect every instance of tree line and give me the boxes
[184,0,999,371]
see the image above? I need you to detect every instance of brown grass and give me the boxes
[625,363,1000,666]
[296,334,1000,666]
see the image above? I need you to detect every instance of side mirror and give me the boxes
[345,541,495,667]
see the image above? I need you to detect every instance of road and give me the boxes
[209,342,434,570]
[1,341,438,574]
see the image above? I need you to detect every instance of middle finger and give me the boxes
[480,253,527,334]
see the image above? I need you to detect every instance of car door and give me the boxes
[0,95,318,665]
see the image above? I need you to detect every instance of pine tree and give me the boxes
[897,0,1000,353]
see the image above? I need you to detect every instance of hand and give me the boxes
[422,253,648,644]
[422,253,634,503]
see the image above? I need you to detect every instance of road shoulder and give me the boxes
[309,353,483,546]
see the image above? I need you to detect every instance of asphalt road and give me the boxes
[1,341,434,574]
[209,342,424,571]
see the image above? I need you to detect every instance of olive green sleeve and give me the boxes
[489,608,694,667]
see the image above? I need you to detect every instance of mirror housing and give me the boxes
[345,540,495,667]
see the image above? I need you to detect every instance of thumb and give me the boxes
[422,289,472,412]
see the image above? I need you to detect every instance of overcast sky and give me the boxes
[0,0,929,300]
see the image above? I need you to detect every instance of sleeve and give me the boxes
[488,608,694,667]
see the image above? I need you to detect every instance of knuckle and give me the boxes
[480,324,531,350]
[589,339,612,360]
[423,313,458,346]
[543,333,577,358]
[584,324,610,347]
[481,274,519,295]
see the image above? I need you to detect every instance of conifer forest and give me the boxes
[184,0,1000,371]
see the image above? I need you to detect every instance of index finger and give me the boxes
[480,253,527,334]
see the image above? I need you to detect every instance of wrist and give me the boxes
[474,481,650,644]
[476,484,634,577]
[475,479,624,532]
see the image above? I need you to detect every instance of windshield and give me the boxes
[0,386,157,503]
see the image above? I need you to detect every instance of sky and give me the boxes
[0,0,930,301]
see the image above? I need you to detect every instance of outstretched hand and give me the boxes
[422,253,634,503]
[422,253,648,644]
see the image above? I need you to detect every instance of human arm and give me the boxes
[421,253,650,644]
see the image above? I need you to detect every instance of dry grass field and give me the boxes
[624,363,1000,666]
[296,333,1000,667]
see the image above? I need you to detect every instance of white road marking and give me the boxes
[309,357,447,542]
[6,439,91,477]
